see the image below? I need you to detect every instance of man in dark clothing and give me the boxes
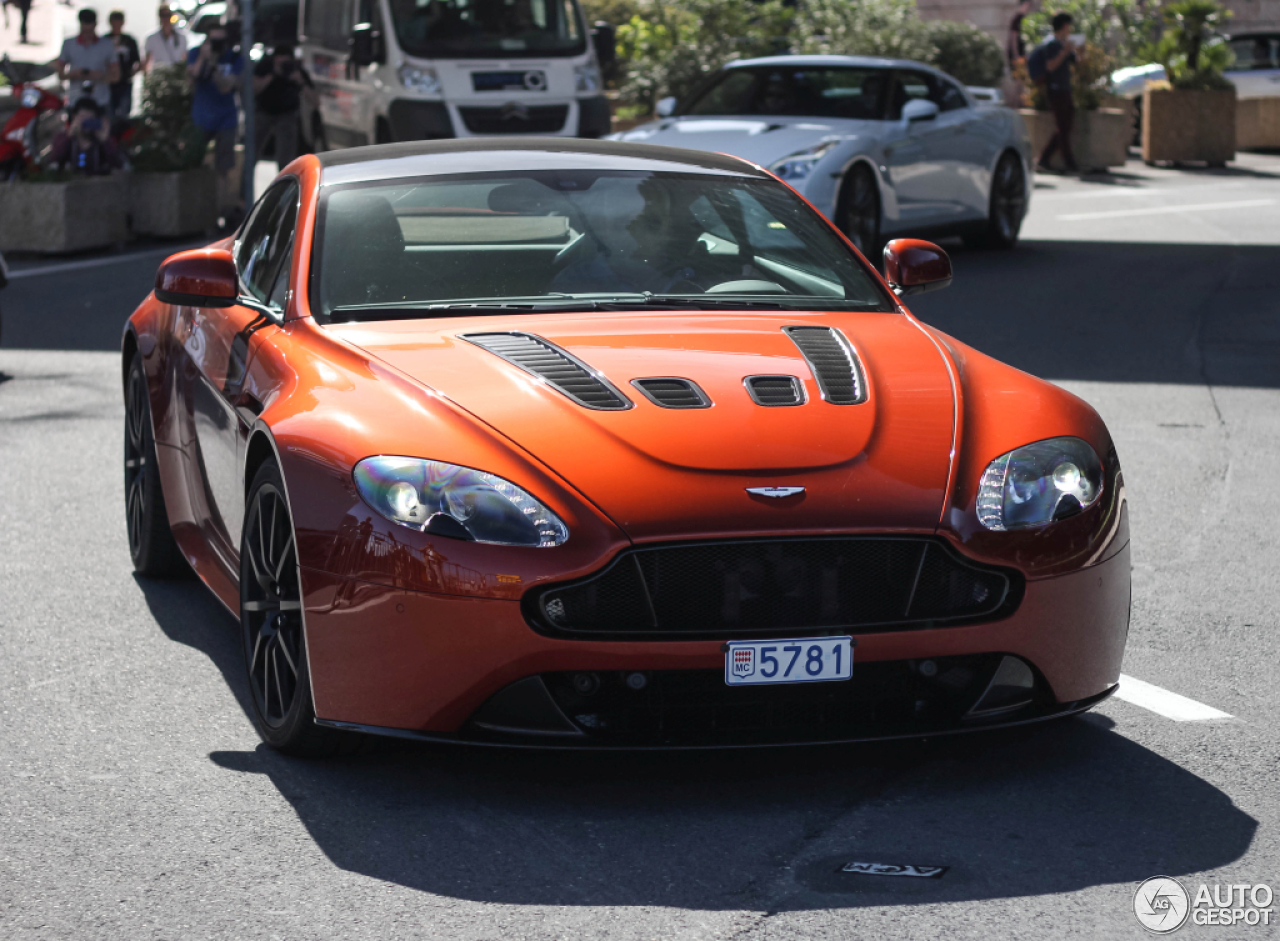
[49,97,123,174]
[253,46,311,167]
[107,10,141,121]
[1035,12,1083,173]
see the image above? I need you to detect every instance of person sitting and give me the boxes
[49,97,122,175]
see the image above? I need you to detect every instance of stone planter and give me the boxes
[129,167,218,237]
[1019,107,1131,172]
[1237,97,1280,151]
[0,174,128,253]
[1141,87,1236,164]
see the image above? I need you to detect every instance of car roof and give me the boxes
[725,53,938,72]
[315,138,773,187]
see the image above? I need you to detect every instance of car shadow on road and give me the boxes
[134,576,1256,912]
[909,240,1280,389]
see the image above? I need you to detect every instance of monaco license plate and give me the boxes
[725,636,853,686]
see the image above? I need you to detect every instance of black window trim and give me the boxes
[234,175,302,322]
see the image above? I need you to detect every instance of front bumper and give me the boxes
[301,541,1130,745]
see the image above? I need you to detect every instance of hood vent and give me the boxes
[745,375,805,407]
[783,326,867,405]
[462,332,632,411]
[631,378,711,409]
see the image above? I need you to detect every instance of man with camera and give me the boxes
[187,23,244,227]
[55,9,121,109]
[253,45,312,168]
[49,96,122,175]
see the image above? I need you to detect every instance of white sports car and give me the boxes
[609,55,1034,255]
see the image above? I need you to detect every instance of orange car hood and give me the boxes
[331,311,955,541]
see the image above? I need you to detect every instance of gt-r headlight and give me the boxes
[353,456,569,547]
[976,437,1103,531]
[768,140,840,182]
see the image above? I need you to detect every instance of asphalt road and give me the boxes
[2,155,1279,940]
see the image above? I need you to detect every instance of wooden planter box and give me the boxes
[129,167,218,237]
[1019,107,1131,172]
[0,174,128,253]
[1237,97,1280,151]
[1142,87,1236,164]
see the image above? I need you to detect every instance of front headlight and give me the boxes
[976,437,1103,531]
[574,62,602,93]
[398,65,442,95]
[353,456,569,547]
[768,140,839,182]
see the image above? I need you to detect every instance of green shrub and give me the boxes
[1155,0,1235,90]
[926,20,1005,86]
[128,65,208,173]
[791,0,934,63]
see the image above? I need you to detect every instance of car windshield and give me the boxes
[681,67,890,120]
[388,0,584,58]
[312,170,895,322]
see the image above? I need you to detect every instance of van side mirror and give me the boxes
[591,21,616,73]
[350,23,375,67]
[902,98,939,123]
[883,239,952,297]
[155,248,239,307]
[656,96,677,118]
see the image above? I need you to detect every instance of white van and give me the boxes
[297,0,610,147]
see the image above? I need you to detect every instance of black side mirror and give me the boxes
[350,23,375,67]
[591,22,616,74]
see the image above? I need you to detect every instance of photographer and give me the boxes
[48,96,122,175]
[55,9,120,109]
[187,24,244,227]
[107,10,141,121]
[253,45,311,168]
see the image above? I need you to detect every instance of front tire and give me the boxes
[240,459,360,757]
[965,152,1027,250]
[836,164,882,262]
[124,353,188,577]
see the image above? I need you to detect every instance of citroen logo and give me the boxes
[501,101,530,121]
[746,486,805,498]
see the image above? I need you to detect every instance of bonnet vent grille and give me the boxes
[783,326,866,405]
[631,378,711,409]
[462,332,632,411]
[745,375,805,407]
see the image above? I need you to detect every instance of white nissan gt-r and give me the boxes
[610,55,1033,255]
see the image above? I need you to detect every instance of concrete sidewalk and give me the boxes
[0,0,76,64]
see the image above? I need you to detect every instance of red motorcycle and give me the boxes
[1,56,64,179]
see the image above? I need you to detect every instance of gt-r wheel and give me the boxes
[124,354,187,577]
[837,164,882,261]
[966,152,1027,250]
[240,460,361,757]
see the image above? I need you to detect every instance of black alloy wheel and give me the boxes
[124,353,187,577]
[967,153,1027,250]
[837,164,882,262]
[240,460,360,756]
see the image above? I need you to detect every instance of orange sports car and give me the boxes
[122,140,1129,755]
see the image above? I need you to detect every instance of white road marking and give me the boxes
[6,244,202,281]
[1115,674,1234,721]
[1058,199,1276,221]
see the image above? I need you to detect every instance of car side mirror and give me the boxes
[902,98,939,124]
[155,248,238,307]
[883,239,952,297]
[350,23,375,68]
[656,96,677,118]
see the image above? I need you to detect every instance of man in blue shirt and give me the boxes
[1035,12,1083,173]
[188,25,243,226]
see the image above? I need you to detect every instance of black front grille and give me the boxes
[458,104,569,134]
[784,326,866,405]
[463,332,631,410]
[527,538,1020,639]
[745,375,804,406]
[631,377,711,409]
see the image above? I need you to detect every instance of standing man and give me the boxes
[253,45,310,168]
[1032,12,1083,173]
[188,23,243,229]
[107,10,141,120]
[10,0,34,45]
[144,5,188,71]
[55,9,120,109]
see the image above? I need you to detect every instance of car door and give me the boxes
[880,70,956,230]
[177,179,298,568]
[928,73,993,220]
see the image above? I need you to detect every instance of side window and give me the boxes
[933,76,968,112]
[886,71,933,120]
[236,181,300,310]
[686,71,757,116]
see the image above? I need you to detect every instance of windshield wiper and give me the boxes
[328,296,611,323]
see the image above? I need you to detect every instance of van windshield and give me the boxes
[389,0,585,58]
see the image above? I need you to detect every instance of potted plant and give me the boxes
[1142,0,1236,164]
[127,65,218,237]
[0,164,129,253]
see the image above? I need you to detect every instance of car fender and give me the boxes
[829,149,898,226]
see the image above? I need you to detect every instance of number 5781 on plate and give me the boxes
[724,636,853,686]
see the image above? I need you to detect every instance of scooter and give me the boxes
[0,56,64,180]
